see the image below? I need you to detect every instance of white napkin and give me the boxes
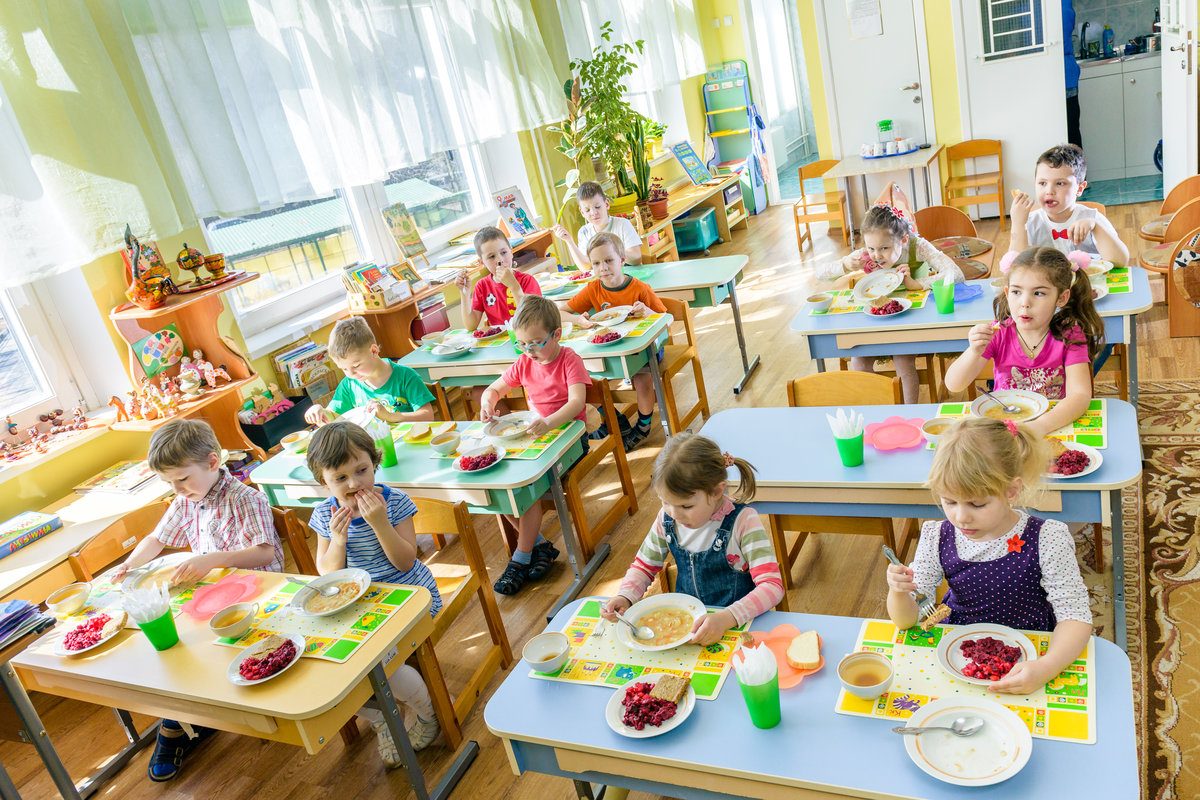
[733,643,777,686]
[123,583,170,623]
[941,267,954,286]
[825,408,864,439]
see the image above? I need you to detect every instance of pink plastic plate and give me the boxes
[864,417,926,451]
[180,573,261,619]
[735,624,825,689]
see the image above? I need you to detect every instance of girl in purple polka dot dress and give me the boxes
[885,417,1092,695]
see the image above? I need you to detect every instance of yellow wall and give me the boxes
[924,0,963,197]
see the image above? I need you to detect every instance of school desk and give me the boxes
[11,578,472,800]
[251,420,604,618]
[484,600,1137,800]
[398,314,676,438]
[825,146,946,225]
[791,269,1154,405]
[699,403,1142,651]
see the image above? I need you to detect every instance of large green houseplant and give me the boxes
[570,21,643,199]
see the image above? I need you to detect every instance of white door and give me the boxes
[815,0,932,209]
[955,1,1066,219]
[1161,0,1197,187]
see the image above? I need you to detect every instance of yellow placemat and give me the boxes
[809,288,929,315]
[932,398,1107,449]
[394,420,573,460]
[834,619,1096,744]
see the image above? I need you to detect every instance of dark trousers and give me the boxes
[1066,92,1082,150]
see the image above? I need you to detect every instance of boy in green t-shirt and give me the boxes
[305,316,436,425]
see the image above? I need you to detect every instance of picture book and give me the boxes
[493,186,538,236]
[448,231,476,247]
[0,512,61,559]
[671,141,714,185]
[74,461,157,495]
[381,202,428,259]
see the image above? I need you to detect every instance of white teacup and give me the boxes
[210,602,259,639]
[837,651,894,699]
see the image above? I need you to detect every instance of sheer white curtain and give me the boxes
[559,0,705,92]
[118,0,565,218]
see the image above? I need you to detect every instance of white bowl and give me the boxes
[837,651,894,699]
[522,631,569,673]
[430,430,461,455]
[420,331,447,347]
[921,417,957,446]
[280,429,312,454]
[46,582,91,616]
[807,292,834,312]
[209,602,259,639]
[485,412,535,443]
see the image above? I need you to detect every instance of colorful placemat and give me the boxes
[809,288,929,316]
[932,398,1107,450]
[395,420,571,460]
[834,619,1096,744]
[562,313,666,346]
[214,581,416,662]
[1105,266,1131,294]
[420,328,512,350]
[528,598,745,700]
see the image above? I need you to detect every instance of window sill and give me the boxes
[243,297,350,361]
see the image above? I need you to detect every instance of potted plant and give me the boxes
[648,179,670,219]
[547,77,592,225]
[645,120,667,159]
[626,116,654,229]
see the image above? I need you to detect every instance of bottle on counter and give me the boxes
[1103,25,1115,57]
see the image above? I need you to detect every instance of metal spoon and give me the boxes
[893,716,985,737]
[977,387,1022,416]
[293,579,339,598]
[614,611,654,641]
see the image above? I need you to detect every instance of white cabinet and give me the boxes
[1079,54,1163,180]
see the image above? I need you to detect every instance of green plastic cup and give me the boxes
[932,281,955,314]
[834,432,865,467]
[736,672,782,729]
[137,610,179,651]
[376,432,398,467]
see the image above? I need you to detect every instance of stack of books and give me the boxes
[272,340,333,390]
[75,461,157,495]
[0,599,53,649]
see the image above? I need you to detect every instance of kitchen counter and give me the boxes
[1081,51,1161,69]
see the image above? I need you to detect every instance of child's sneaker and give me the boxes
[372,719,403,768]
[526,541,559,580]
[147,721,213,782]
[407,715,440,751]
[622,422,651,451]
[493,560,528,595]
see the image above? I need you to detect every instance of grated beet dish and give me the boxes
[473,326,503,338]
[620,682,678,730]
[591,331,621,344]
[239,639,297,681]
[63,615,111,651]
[868,300,903,316]
[1052,449,1090,475]
[459,451,498,471]
[959,636,1022,680]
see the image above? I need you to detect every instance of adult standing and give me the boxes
[1063,0,1082,148]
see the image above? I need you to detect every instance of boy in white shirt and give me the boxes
[553,182,643,269]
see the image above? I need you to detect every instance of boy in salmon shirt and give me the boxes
[561,232,665,450]
[480,295,591,595]
[454,225,541,330]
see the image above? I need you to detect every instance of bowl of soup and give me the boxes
[837,651,894,699]
[522,631,569,674]
[430,430,461,455]
[209,602,259,639]
[807,293,834,312]
[620,592,707,652]
[281,429,312,454]
[921,417,957,447]
[46,582,91,616]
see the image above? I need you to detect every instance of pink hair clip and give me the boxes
[1003,420,1019,437]
[998,251,1019,274]
[722,451,735,467]
[1066,250,1091,273]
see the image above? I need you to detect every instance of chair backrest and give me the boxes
[786,371,902,407]
[660,296,697,348]
[947,139,1002,162]
[271,506,318,575]
[410,498,491,583]
[798,159,839,196]
[1161,175,1200,215]
[1164,195,1200,242]
[1077,200,1106,216]
[913,205,978,240]
[69,500,171,581]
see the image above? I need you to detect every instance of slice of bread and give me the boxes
[921,603,952,631]
[650,674,689,704]
[432,421,455,437]
[100,609,128,638]
[785,630,821,670]
[248,633,287,660]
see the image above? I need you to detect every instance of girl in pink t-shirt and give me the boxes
[944,247,1105,436]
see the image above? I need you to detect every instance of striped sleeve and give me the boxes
[385,488,418,524]
[617,513,671,603]
[309,499,333,539]
[726,508,785,625]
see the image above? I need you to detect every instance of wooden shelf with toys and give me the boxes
[106,232,267,460]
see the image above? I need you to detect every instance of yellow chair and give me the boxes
[68,501,171,581]
[1139,196,1200,275]
[768,373,909,590]
[793,159,850,251]
[944,139,1006,230]
[1139,175,1200,243]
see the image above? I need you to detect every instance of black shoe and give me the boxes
[148,722,213,782]
[493,560,529,595]
[622,424,651,451]
[526,541,560,580]
[589,422,608,440]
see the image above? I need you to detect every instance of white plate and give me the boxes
[605,672,696,739]
[851,270,903,302]
[935,623,1037,687]
[121,552,200,593]
[1085,259,1114,277]
[431,342,474,359]
[538,274,569,292]
[54,612,127,657]
[614,593,707,652]
[470,326,507,342]
[453,443,506,473]
[567,271,594,283]
[902,696,1033,786]
[485,411,537,442]
[969,389,1050,423]
[862,297,913,318]
[227,633,306,686]
[288,568,371,617]
[1090,284,1109,302]
[587,330,628,347]
[1045,440,1103,480]
[590,305,633,327]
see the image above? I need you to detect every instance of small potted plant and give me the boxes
[648,180,669,219]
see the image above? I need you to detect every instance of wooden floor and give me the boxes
[3,199,1192,799]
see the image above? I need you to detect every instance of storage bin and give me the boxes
[723,182,742,205]
[672,207,720,254]
[240,394,313,451]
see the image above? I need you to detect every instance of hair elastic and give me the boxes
[998,250,1019,274]
[1066,250,1091,273]
[1003,420,1019,437]
[722,451,735,467]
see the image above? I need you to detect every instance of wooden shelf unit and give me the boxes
[638,175,747,264]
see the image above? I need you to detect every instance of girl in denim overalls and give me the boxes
[603,433,784,646]
[885,417,1092,695]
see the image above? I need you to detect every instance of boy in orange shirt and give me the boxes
[560,232,665,450]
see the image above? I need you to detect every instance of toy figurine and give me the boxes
[179,356,201,378]
[123,225,176,310]
[202,362,231,389]
[158,374,180,399]
[178,370,203,400]
[128,394,143,420]
[266,382,283,400]
[108,395,130,422]
[163,393,180,417]
[71,406,88,430]
[176,243,207,287]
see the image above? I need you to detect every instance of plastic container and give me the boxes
[137,610,180,651]
[672,207,720,254]
[736,671,782,729]
[1103,25,1115,57]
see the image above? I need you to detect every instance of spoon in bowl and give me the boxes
[977,387,1022,416]
[614,611,654,641]
[892,716,985,737]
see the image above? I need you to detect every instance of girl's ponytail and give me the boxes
[653,433,757,503]
[727,456,757,503]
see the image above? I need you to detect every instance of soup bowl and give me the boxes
[619,592,707,652]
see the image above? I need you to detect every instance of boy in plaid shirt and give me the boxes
[113,419,283,781]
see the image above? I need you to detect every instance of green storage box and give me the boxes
[672,207,720,254]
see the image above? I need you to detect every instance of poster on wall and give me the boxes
[381,202,428,260]
[847,0,883,39]
[133,323,186,378]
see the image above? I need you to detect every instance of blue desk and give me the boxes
[699,403,1142,650]
[791,271,1153,405]
[485,601,1138,799]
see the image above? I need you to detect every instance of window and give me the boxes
[980,0,1046,61]
[0,292,50,417]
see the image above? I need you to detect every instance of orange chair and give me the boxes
[1078,200,1107,216]
[1166,228,1200,338]
[68,501,171,581]
[913,205,995,274]
[271,507,319,575]
[1139,175,1200,243]
[793,159,850,251]
[1139,196,1200,274]
[944,140,1006,230]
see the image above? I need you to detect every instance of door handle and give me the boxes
[901,82,919,91]
[1130,78,1137,84]
[1170,43,1187,51]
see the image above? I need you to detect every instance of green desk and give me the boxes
[251,420,604,617]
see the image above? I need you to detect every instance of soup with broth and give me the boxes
[635,607,694,647]
[840,659,891,687]
[305,580,361,614]
[982,400,1035,422]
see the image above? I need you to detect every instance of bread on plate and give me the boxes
[649,674,689,705]
[247,633,288,659]
[785,630,821,670]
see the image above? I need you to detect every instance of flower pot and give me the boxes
[649,198,669,219]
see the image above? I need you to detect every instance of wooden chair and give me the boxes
[793,159,850,251]
[769,373,910,590]
[944,139,1006,230]
[913,204,995,275]
[1078,200,1106,216]
[271,506,319,575]
[1139,175,1200,243]
[837,355,937,403]
[68,501,170,581]
[1140,196,1200,275]
[1166,228,1200,338]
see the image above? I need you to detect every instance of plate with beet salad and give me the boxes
[1045,440,1103,480]
[605,673,696,738]
[936,624,1037,687]
[453,443,506,473]
[227,633,306,686]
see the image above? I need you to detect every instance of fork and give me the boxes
[882,546,938,620]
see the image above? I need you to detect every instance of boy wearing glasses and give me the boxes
[480,295,591,595]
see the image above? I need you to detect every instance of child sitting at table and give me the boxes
[1008,144,1128,265]
[306,420,443,763]
[559,231,666,450]
[816,190,963,403]
[602,432,783,645]
[112,418,284,782]
[884,417,1091,695]
[304,315,435,426]
[943,246,1104,436]
[552,181,643,269]
[454,225,542,331]
[480,295,592,595]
